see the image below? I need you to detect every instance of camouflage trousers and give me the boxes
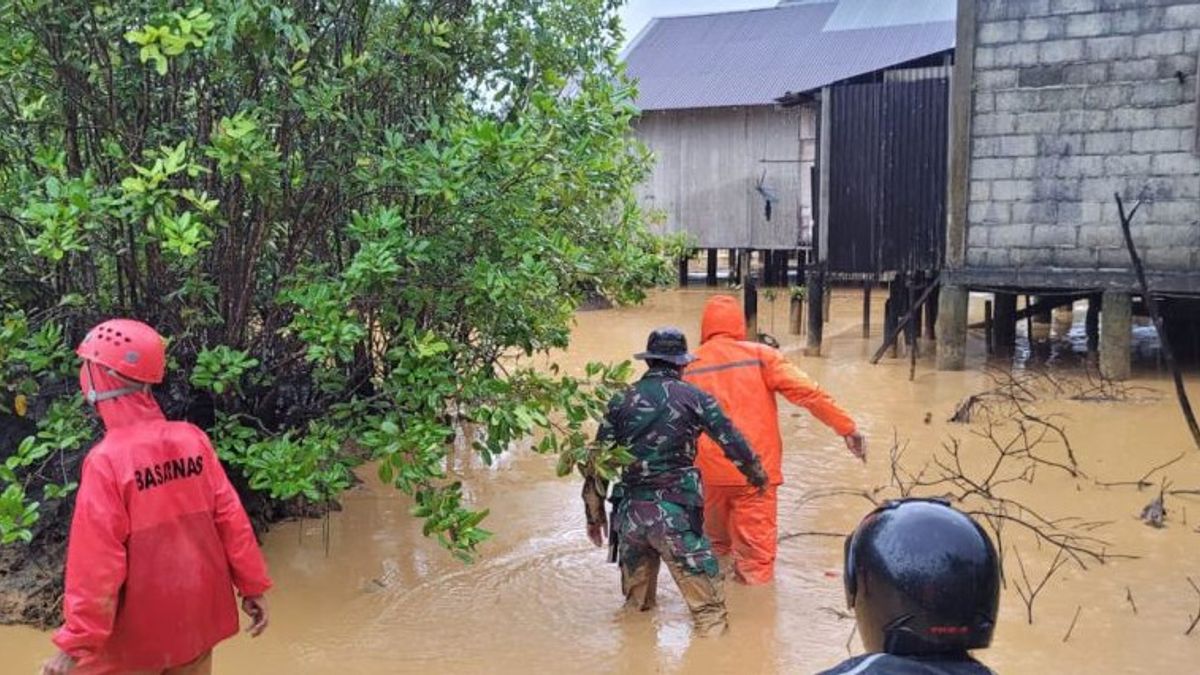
[615,498,728,637]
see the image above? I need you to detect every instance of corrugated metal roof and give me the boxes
[823,0,956,31]
[624,1,955,111]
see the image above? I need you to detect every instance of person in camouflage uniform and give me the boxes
[582,328,768,637]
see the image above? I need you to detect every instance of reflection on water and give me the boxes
[3,288,1199,673]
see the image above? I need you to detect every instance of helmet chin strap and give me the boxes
[84,361,149,405]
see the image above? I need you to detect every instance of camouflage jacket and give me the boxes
[582,367,763,525]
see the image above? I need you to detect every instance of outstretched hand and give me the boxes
[844,431,867,463]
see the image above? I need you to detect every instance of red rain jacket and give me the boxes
[685,296,857,486]
[53,365,271,673]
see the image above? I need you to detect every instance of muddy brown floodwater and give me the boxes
[4,289,1200,673]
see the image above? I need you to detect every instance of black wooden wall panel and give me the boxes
[826,77,949,275]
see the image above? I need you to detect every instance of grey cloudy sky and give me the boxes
[618,0,777,45]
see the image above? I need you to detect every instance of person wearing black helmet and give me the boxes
[817,498,1000,674]
[581,328,769,636]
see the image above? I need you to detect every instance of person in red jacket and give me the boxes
[684,295,866,585]
[42,319,272,675]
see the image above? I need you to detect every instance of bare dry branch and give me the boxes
[1063,605,1082,643]
[778,530,845,542]
[1097,452,1187,490]
[819,606,854,621]
[1013,546,1069,624]
[1187,577,1200,636]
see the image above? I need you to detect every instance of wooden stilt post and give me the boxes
[888,280,904,358]
[984,300,994,355]
[883,297,897,359]
[806,268,825,355]
[790,292,804,335]
[1086,293,1101,353]
[745,267,759,339]
[706,249,718,287]
[909,284,920,382]
[730,249,740,285]
[1025,295,1035,346]
[925,283,939,341]
[862,280,872,339]
[870,275,943,365]
[992,293,1018,355]
[824,278,833,324]
[738,249,750,289]
[906,275,919,350]
[677,254,689,288]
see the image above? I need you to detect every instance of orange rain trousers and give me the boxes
[703,485,778,584]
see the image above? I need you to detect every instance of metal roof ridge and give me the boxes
[619,16,659,61]
[641,2,833,23]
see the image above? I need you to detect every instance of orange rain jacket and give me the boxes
[685,295,856,486]
[53,365,271,673]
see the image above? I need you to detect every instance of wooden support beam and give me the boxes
[871,276,942,365]
[968,295,1084,330]
[706,249,718,287]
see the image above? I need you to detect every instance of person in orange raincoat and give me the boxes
[684,295,866,585]
[42,319,272,675]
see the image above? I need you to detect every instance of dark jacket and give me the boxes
[817,653,996,675]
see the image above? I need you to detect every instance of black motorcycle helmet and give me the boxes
[843,498,1000,656]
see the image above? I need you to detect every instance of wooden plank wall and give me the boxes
[633,104,816,249]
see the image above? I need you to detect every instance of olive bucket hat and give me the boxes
[634,327,697,366]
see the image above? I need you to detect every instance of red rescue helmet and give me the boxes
[76,319,167,384]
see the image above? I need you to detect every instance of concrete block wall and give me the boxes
[967,0,1200,276]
